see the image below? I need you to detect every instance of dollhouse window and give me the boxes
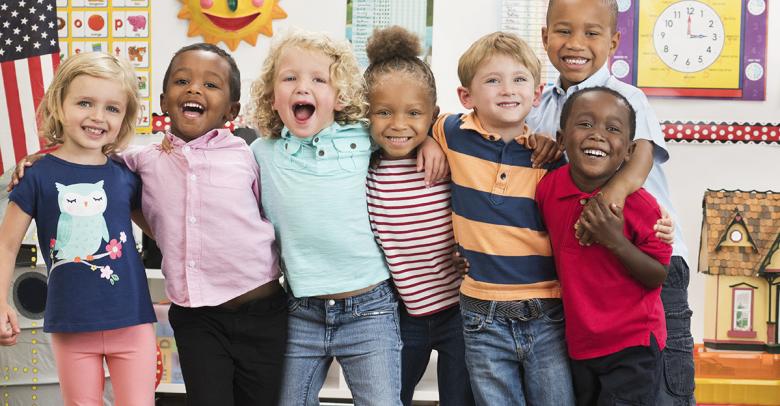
[728,287,756,338]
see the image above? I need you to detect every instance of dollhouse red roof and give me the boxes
[699,190,780,276]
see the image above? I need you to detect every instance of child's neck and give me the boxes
[568,167,613,194]
[52,142,108,165]
[476,112,527,143]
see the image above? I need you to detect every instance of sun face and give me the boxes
[178,0,287,51]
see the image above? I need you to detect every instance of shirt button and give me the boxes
[314,137,320,143]
[489,136,496,141]
[189,216,197,224]
[318,150,325,157]
[579,198,587,205]
[350,143,356,149]
[190,174,197,181]
[188,261,195,268]
[500,173,507,180]
[327,299,335,306]
[183,146,191,153]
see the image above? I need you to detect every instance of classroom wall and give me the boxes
[148,0,780,343]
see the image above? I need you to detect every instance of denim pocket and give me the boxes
[540,301,565,323]
[353,294,397,317]
[461,310,485,333]
[662,335,695,397]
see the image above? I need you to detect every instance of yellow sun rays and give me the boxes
[178,0,287,51]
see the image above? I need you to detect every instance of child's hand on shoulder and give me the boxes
[0,304,20,346]
[416,137,449,186]
[579,194,626,251]
[158,135,174,154]
[655,205,675,244]
[452,245,469,278]
[7,154,44,192]
[525,133,562,168]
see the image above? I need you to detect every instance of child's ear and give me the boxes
[541,26,549,51]
[532,83,544,107]
[159,93,168,114]
[431,105,441,125]
[457,86,474,110]
[556,130,566,151]
[224,101,241,122]
[625,140,636,163]
[609,30,621,57]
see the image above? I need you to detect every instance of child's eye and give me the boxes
[282,76,296,82]
[313,77,327,84]
[557,29,571,35]
[205,82,218,89]
[607,126,621,132]
[107,105,121,114]
[77,101,91,108]
[577,121,592,128]
[485,78,499,84]
[374,110,390,117]
[408,110,423,117]
[174,78,188,85]
[586,31,600,37]
[514,77,527,83]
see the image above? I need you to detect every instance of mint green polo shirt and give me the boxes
[250,122,389,297]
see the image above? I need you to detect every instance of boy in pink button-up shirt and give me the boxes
[123,44,286,406]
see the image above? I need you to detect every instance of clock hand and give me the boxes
[687,15,691,36]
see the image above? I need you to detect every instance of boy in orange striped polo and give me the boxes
[431,32,573,404]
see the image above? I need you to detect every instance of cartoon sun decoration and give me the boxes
[178,0,287,51]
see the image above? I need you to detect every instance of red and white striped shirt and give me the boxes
[366,158,461,316]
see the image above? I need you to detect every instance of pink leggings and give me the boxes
[51,323,156,406]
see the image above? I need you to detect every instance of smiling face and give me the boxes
[160,50,239,142]
[543,0,620,90]
[60,75,127,158]
[178,0,287,51]
[559,90,634,192]
[272,46,343,139]
[457,53,542,141]
[368,73,438,159]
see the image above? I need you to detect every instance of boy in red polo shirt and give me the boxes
[536,86,671,406]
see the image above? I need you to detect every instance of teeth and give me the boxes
[183,102,204,110]
[84,127,103,135]
[498,102,518,107]
[564,57,588,65]
[584,149,607,157]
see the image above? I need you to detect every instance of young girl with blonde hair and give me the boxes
[0,52,157,406]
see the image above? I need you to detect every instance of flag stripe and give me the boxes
[0,66,9,172]
[1,61,29,164]
[16,58,41,156]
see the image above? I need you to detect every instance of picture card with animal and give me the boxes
[126,42,149,68]
[136,71,150,98]
[124,12,149,38]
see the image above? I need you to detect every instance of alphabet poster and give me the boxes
[56,0,152,132]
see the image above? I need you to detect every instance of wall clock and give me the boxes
[610,0,767,100]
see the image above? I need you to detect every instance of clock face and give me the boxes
[653,1,725,73]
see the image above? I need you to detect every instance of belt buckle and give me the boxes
[516,299,539,321]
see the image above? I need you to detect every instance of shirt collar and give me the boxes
[552,63,611,97]
[459,112,530,143]
[165,128,232,149]
[556,163,602,200]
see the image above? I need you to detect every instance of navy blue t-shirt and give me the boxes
[9,155,156,333]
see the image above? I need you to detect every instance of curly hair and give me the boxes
[364,26,436,105]
[248,30,367,139]
[37,52,139,155]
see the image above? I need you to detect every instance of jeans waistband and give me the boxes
[460,295,560,321]
[292,280,395,309]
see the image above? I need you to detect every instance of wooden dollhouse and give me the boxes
[699,189,780,351]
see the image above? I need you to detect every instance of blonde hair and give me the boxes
[37,52,139,155]
[457,32,542,88]
[248,30,367,139]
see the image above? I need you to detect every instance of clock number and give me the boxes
[687,7,695,15]
[660,32,666,38]
[673,54,678,62]
[664,45,669,53]
[673,10,681,18]
[686,58,691,66]
[698,55,703,63]
[709,19,714,28]
[666,19,674,27]
[706,46,712,53]
[712,33,718,41]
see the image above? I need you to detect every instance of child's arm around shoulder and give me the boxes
[580,194,668,289]
[0,203,33,345]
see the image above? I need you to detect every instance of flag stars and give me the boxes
[30,7,36,14]
[49,39,56,46]
[0,49,4,56]
[21,18,28,25]
[48,21,54,28]
[2,21,8,28]
[4,39,11,45]
[15,45,22,52]
[13,27,20,35]
[1,4,8,11]
[46,5,52,11]
[33,42,40,49]
[19,1,25,6]
[23,35,30,42]
[31,24,38,31]
[41,32,48,39]
[38,14,45,21]
[11,10,17,17]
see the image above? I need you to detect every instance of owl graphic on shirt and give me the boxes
[54,181,110,261]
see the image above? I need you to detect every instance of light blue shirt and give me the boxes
[250,122,390,297]
[527,64,688,260]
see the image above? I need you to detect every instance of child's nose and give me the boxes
[565,33,586,50]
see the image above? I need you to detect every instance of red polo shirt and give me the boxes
[536,165,672,360]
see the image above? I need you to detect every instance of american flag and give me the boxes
[0,0,60,175]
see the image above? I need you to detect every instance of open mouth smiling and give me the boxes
[182,102,205,118]
[293,103,315,122]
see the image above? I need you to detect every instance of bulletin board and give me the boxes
[55,0,152,132]
[611,0,767,100]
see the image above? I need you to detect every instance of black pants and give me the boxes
[168,289,288,406]
[571,334,662,406]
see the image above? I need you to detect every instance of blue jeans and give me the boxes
[279,280,403,406]
[460,296,574,406]
[400,305,475,406]
[657,256,696,406]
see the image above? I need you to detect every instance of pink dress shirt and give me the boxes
[119,129,279,307]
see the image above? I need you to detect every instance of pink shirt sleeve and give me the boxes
[114,145,147,172]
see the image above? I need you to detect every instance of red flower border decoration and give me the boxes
[151,113,246,134]
[662,122,780,144]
